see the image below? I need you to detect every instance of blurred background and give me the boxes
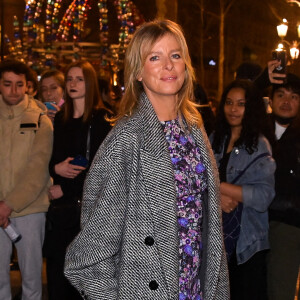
[1,0,300,102]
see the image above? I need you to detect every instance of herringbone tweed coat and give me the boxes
[64,93,229,300]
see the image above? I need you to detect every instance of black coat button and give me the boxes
[149,280,159,290]
[144,236,154,246]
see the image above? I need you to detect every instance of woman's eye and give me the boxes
[225,100,232,105]
[172,53,181,59]
[239,102,246,106]
[149,56,159,61]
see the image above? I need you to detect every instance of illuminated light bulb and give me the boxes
[290,41,299,59]
[277,21,288,38]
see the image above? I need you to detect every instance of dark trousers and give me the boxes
[46,254,82,300]
[228,250,268,300]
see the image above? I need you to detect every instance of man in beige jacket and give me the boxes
[0,60,53,300]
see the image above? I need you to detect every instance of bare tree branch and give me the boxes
[224,0,238,15]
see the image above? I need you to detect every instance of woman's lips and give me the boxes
[161,75,177,81]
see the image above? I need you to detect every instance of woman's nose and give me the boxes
[164,57,174,71]
[231,103,238,111]
[70,80,76,87]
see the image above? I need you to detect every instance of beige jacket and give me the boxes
[0,95,53,218]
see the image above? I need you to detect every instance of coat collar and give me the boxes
[136,92,169,157]
[0,94,29,119]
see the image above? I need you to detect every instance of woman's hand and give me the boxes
[48,185,63,200]
[220,182,242,213]
[54,157,86,178]
[46,103,60,122]
[267,59,286,84]
[220,193,239,213]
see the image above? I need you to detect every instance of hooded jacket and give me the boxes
[0,94,53,217]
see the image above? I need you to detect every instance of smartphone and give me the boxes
[272,50,287,75]
[44,101,57,111]
[70,155,89,168]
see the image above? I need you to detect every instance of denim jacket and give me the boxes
[210,134,276,264]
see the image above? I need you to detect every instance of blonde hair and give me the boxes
[111,19,202,127]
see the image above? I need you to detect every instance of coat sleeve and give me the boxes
[241,138,276,212]
[5,114,53,212]
[64,128,134,300]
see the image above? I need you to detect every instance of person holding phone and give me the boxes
[43,61,111,300]
[39,69,65,122]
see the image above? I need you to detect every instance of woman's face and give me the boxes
[224,87,246,129]
[41,76,64,104]
[66,67,86,101]
[138,33,185,102]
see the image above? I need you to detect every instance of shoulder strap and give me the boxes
[231,152,270,184]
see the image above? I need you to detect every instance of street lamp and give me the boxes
[276,18,300,60]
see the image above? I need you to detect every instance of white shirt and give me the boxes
[275,122,287,140]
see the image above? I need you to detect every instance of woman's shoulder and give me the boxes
[110,113,143,139]
[53,110,64,127]
[257,134,272,154]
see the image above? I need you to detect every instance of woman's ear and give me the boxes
[136,69,143,82]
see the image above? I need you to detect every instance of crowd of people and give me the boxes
[0,19,299,300]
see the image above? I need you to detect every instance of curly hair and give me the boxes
[212,79,274,154]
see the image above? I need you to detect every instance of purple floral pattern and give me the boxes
[161,119,208,300]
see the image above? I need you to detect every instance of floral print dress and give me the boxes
[161,119,208,300]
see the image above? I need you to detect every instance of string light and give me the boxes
[6,0,144,78]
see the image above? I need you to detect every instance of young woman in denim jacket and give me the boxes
[209,79,276,300]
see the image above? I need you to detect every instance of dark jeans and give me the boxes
[228,250,269,300]
[46,254,82,300]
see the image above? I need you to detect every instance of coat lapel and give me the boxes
[138,93,179,298]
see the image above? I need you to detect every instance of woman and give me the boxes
[65,20,229,300]
[39,69,65,121]
[43,61,111,300]
[210,79,276,300]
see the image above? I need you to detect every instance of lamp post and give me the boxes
[276,18,300,60]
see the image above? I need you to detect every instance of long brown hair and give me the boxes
[111,19,202,127]
[62,60,105,122]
